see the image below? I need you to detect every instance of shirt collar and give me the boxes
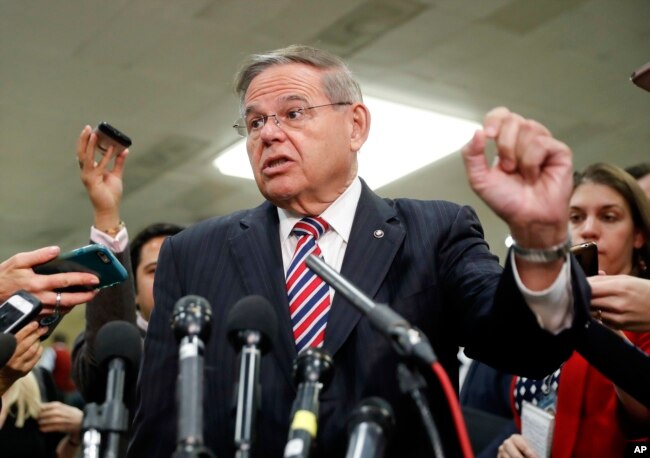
[278,177,362,242]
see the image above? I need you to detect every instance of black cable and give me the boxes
[397,363,445,458]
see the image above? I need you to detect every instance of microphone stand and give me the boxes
[397,363,445,458]
[81,404,102,458]
[171,295,217,458]
[103,359,129,458]
[172,335,216,458]
[305,255,473,457]
[234,331,262,458]
[80,360,129,458]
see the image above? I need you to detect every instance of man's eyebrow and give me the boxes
[278,94,309,104]
[244,95,310,116]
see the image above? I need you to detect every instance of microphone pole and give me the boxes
[284,347,334,458]
[345,397,395,458]
[226,296,278,458]
[82,320,142,458]
[104,358,127,458]
[305,255,474,458]
[305,255,436,366]
[171,295,216,458]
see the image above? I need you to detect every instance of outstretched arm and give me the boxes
[462,107,573,291]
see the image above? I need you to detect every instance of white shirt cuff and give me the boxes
[90,225,129,253]
[511,251,574,334]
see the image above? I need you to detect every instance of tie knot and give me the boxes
[292,216,329,240]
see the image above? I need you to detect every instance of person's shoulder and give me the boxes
[386,196,466,218]
[166,204,267,247]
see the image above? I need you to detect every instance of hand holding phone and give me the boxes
[571,242,598,277]
[92,122,132,156]
[0,290,42,334]
[32,244,128,293]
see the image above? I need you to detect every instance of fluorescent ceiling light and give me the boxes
[213,96,480,189]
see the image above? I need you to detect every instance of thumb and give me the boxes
[461,129,489,191]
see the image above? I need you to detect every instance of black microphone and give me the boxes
[171,295,214,458]
[0,333,17,368]
[305,255,436,365]
[576,319,650,408]
[93,320,142,458]
[284,347,334,458]
[345,397,395,458]
[226,295,278,458]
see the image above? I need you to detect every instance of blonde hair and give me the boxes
[3,371,42,428]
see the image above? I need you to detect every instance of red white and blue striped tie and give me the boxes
[286,217,331,353]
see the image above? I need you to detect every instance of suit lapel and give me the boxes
[229,202,296,385]
[323,181,405,357]
[228,183,406,378]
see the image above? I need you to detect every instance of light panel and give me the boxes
[213,96,480,189]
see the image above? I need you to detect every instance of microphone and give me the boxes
[576,319,650,408]
[305,255,436,365]
[226,295,278,458]
[171,295,214,458]
[90,320,142,458]
[345,397,394,458]
[284,347,334,458]
[0,333,17,368]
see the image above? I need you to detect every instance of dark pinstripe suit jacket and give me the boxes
[128,181,589,457]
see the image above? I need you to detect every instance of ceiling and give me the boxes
[1,0,649,264]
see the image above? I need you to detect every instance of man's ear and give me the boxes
[350,103,370,152]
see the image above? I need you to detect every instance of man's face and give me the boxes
[243,63,365,215]
[134,235,167,322]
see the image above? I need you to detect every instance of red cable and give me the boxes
[430,361,475,458]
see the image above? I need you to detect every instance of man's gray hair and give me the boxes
[234,45,363,114]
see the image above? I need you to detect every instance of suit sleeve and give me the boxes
[442,205,591,378]
[127,236,182,457]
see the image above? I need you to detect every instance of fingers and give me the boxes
[36,290,97,316]
[7,322,46,373]
[32,272,100,296]
[481,107,569,183]
[9,246,61,269]
[497,434,538,458]
[461,129,490,192]
[111,148,129,179]
[38,401,83,433]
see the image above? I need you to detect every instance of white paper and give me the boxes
[521,401,555,458]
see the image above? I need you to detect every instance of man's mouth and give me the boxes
[266,158,288,169]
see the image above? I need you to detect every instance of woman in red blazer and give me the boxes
[498,163,650,457]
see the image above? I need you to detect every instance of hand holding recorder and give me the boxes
[0,321,48,394]
[77,123,131,234]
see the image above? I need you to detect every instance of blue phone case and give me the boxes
[33,244,128,292]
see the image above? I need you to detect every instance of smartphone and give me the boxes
[571,242,598,277]
[32,244,128,293]
[92,122,132,155]
[0,291,43,334]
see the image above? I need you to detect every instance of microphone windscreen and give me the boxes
[95,320,142,372]
[171,295,212,343]
[0,333,17,368]
[348,397,395,437]
[226,295,278,352]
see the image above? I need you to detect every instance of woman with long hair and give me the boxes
[497,163,650,458]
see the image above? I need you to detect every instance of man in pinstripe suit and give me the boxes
[128,45,590,457]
